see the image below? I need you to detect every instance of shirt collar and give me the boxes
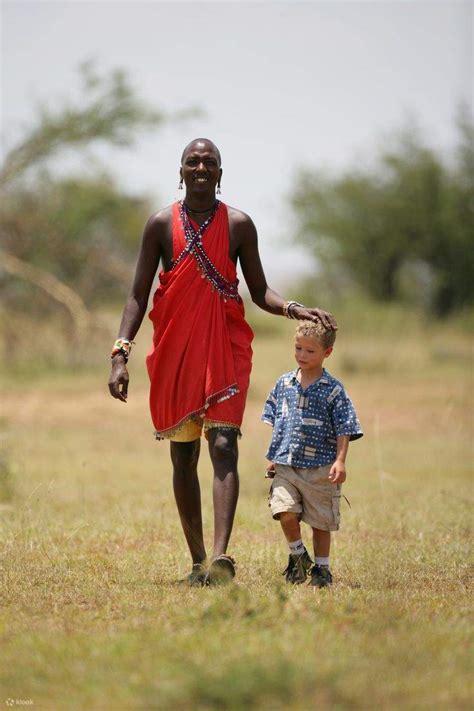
[290,368,331,387]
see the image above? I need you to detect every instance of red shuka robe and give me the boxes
[146,201,254,438]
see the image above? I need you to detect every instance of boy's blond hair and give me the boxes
[295,320,336,349]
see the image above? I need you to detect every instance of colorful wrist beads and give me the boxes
[111,338,133,362]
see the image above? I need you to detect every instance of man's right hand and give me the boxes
[108,356,129,402]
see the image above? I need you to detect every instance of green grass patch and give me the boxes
[0,306,472,708]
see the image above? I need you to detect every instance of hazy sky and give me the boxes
[1,0,472,286]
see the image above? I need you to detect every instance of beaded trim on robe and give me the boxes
[203,420,242,436]
[173,201,242,303]
[153,384,240,440]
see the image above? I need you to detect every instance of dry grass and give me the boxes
[0,307,472,709]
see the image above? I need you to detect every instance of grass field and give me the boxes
[0,304,472,709]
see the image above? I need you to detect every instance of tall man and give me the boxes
[108,138,336,585]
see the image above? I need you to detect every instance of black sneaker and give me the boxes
[187,563,207,587]
[282,550,313,584]
[310,564,333,588]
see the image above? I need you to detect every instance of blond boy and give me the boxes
[262,320,363,587]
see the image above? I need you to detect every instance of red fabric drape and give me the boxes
[146,202,254,438]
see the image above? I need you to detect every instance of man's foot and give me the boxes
[309,564,333,588]
[205,555,236,586]
[282,550,313,584]
[187,563,207,587]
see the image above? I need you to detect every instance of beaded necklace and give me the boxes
[183,200,217,215]
[172,201,241,303]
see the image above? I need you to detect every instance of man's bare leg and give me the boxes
[170,440,207,564]
[207,428,239,558]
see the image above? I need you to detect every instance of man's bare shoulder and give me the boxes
[226,205,255,227]
[146,204,174,229]
[226,206,257,247]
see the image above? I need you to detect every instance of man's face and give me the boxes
[180,142,222,195]
[294,335,332,373]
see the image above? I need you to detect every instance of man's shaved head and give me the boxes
[181,138,222,166]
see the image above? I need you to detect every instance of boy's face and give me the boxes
[294,335,333,373]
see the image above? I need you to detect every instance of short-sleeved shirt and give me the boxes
[262,368,363,467]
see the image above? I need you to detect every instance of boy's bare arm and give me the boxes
[329,435,350,483]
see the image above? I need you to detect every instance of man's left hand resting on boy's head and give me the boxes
[291,305,338,331]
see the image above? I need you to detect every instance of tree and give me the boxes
[0,62,196,333]
[290,112,474,316]
[0,60,166,189]
[0,173,150,307]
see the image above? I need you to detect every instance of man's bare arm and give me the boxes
[235,212,337,329]
[108,211,166,401]
[235,213,284,314]
[115,212,165,339]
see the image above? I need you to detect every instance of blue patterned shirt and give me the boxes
[262,368,363,467]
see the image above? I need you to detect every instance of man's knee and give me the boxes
[208,429,238,462]
[170,439,200,471]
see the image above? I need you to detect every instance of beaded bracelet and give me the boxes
[111,338,134,362]
[283,301,305,319]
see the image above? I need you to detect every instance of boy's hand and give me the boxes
[329,459,346,484]
[265,463,276,479]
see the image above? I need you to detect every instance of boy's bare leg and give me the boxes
[170,440,207,565]
[279,511,302,542]
[208,429,239,558]
[313,528,331,558]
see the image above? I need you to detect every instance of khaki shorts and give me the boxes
[170,418,241,443]
[269,463,342,531]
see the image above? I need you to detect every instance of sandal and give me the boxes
[187,562,207,587]
[205,555,236,586]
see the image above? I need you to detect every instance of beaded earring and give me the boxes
[216,182,221,195]
[178,177,183,190]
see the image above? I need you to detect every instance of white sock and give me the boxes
[316,556,330,568]
[288,539,306,555]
